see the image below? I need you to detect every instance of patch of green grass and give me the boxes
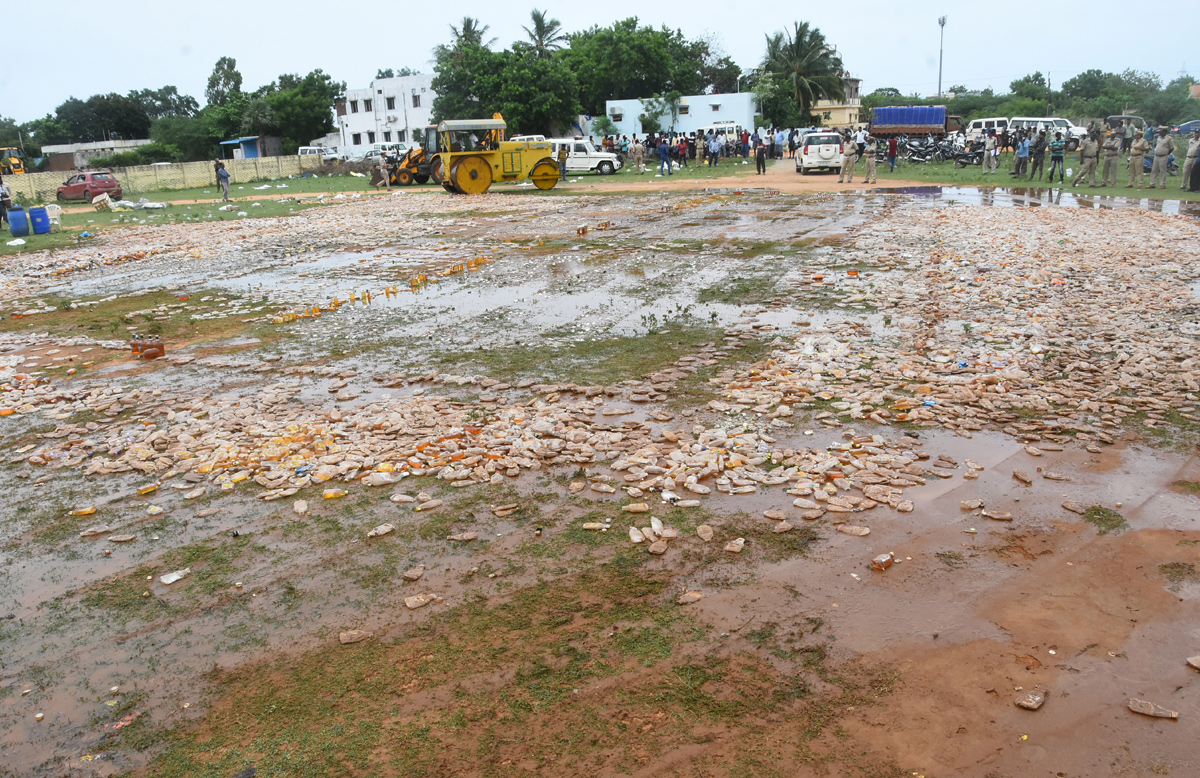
[1082,506,1128,535]
[1173,480,1200,494]
[439,321,726,385]
[936,551,965,569]
[697,273,779,305]
[1159,561,1196,584]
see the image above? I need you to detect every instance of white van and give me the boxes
[1008,117,1086,150]
[965,117,1010,142]
[298,146,340,163]
[546,138,623,175]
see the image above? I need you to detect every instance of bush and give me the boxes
[88,143,181,168]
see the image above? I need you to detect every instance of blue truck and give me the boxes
[869,106,965,138]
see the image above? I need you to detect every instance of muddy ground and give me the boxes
[2,177,1199,778]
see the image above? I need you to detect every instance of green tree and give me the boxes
[1009,72,1047,100]
[151,114,217,160]
[562,19,678,115]
[376,67,421,79]
[1060,69,1109,101]
[590,115,617,137]
[753,72,802,128]
[264,69,345,152]
[206,57,243,107]
[637,94,670,133]
[432,45,578,135]
[761,22,846,119]
[450,17,496,50]
[128,86,199,120]
[522,9,567,59]
[55,93,152,142]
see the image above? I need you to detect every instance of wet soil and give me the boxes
[1,180,1198,778]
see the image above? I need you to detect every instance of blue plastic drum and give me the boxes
[7,208,30,237]
[29,206,50,235]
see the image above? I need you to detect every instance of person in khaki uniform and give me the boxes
[1182,130,1200,191]
[1100,132,1121,187]
[861,135,877,184]
[630,138,645,175]
[983,130,999,174]
[838,132,858,183]
[1126,130,1150,188]
[1072,133,1101,187]
[1150,126,1175,189]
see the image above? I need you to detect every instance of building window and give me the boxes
[412,94,421,108]
[352,133,362,145]
[822,111,832,121]
[367,131,376,144]
[611,113,623,122]
[350,100,359,113]
[678,105,689,115]
[363,99,373,111]
[711,104,720,112]
[383,131,391,142]
[386,96,395,110]
[397,130,406,143]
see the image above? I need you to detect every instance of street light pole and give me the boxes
[937,16,947,99]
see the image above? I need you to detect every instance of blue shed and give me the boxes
[219,136,283,159]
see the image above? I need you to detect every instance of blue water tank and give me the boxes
[8,208,29,237]
[29,206,50,235]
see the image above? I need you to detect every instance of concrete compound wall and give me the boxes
[6,155,324,204]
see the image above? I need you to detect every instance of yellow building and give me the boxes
[813,78,862,128]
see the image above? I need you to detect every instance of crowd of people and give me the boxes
[974,120,1198,191]
[598,127,815,176]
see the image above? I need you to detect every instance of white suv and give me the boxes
[298,146,341,163]
[546,138,623,175]
[1009,117,1086,150]
[796,132,846,174]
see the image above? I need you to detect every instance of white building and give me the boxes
[603,93,756,138]
[335,74,436,156]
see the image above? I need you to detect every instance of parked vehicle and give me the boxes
[56,171,122,202]
[1008,117,1085,150]
[1,147,26,175]
[546,138,623,174]
[1143,152,1178,175]
[869,106,964,138]
[298,146,341,163]
[795,132,845,174]
[1172,119,1200,135]
[964,117,1010,142]
[1107,115,1148,134]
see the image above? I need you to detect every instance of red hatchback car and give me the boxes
[56,171,123,202]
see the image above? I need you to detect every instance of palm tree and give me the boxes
[449,16,497,50]
[522,9,567,59]
[761,22,846,117]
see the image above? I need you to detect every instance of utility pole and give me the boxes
[937,17,947,99]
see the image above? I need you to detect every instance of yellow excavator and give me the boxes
[1,147,26,175]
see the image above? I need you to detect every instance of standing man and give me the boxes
[1013,133,1030,178]
[216,161,232,201]
[861,135,877,184]
[1072,132,1100,187]
[1150,126,1175,189]
[1181,129,1200,191]
[1100,131,1121,187]
[1029,131,1047,181]
[1047,132,1066,184]
[708,133,722,167]
[983,130,999,174]
[755,133,768,174]
[658,137,673,176]
[374,153,391,191]
[768,129,776,162]
[887,136,898,172]
[1126,129,1150,189]
[630,136,645,175]
[1122,119,1134,155]
[676,135,690,169]
[0,175,10,231]
[838,133,858,183]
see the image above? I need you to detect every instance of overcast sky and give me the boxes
[1,0,1192,123]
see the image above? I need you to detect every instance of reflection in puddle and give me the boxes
[865,185,1200,216]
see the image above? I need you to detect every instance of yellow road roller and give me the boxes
[435,117,560,194]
